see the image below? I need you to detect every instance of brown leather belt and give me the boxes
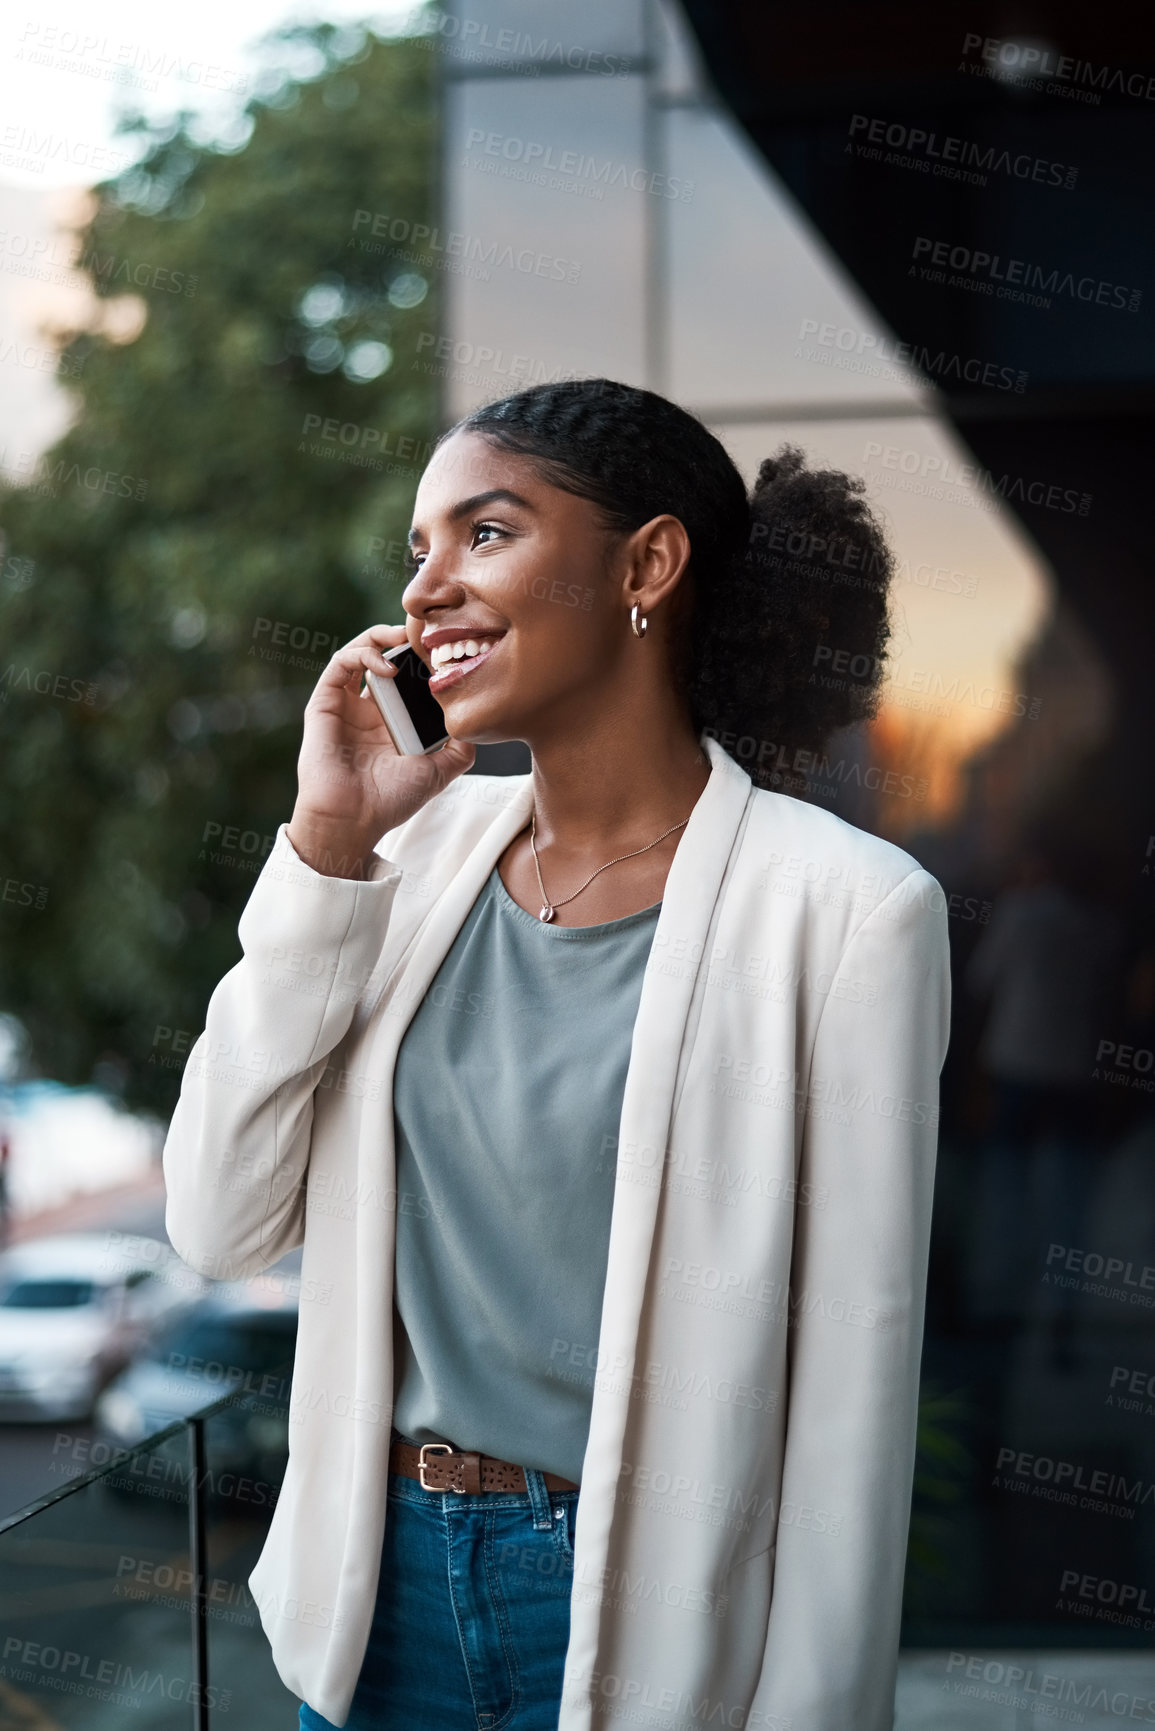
[389,1437,579,1495]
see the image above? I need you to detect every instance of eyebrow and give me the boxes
[408,488,535,547]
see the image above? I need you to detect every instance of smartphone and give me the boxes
[364,644,450,756]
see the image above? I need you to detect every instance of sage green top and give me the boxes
[390,862,661,1483]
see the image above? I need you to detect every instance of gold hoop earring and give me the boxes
[630,603,648,638]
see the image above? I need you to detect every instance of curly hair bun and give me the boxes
[752,448,807,496]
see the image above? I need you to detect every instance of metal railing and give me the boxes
[0,1365,294,1728]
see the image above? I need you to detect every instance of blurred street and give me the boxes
[1,1166,168,1520]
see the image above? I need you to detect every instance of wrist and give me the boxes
[285,814,379,880]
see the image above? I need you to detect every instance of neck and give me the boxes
[523,690,711,855]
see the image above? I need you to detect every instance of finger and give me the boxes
[343,622,411,652]
[319,643,399,690]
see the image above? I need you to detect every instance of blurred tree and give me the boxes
[0,19,441,1113]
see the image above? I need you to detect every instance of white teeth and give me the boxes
[430,636,500,669]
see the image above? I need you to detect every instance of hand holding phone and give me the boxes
[364,644,450,756]
[285,624,475,878]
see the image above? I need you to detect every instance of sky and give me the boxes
[0,0,416,191]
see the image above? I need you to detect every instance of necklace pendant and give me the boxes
[538,904,555,923]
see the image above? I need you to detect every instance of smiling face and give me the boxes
[401,428,692,748]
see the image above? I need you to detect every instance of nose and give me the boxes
[405,543,471,626]
[401,560,455,620]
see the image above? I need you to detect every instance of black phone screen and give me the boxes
[390,646,449,750]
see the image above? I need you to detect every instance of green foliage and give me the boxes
[0,20,441,1112]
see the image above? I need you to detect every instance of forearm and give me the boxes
[163,823,403,1277]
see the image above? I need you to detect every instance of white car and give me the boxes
[0,1232,204,1422]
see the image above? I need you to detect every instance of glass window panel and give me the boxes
[665,107,928,413]
[202,1371,297,1728]
[440,0,646,72]
[444,74,649,415]
[0,1425,195,1724]
[653,0,707,99]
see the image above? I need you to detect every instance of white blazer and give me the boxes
[163,731,951,1729]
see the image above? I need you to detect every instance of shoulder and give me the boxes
[742,785,931,897]
[732,785,948,969]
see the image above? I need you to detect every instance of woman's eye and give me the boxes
[406,524,504,569]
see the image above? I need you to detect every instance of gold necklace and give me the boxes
[529,810,690,923]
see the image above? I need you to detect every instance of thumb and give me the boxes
[428,735,477,791]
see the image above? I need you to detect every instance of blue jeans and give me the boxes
[298,1456,579,1730]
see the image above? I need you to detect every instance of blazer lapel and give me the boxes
[564,735,754,1682]
[379,774,536,1027]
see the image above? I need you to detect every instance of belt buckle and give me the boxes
[418,1441,465,1492]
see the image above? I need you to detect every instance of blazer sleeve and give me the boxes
[162,823,404,1281]
[747,867,951,1731]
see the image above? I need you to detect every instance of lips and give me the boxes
[427,636,504,692]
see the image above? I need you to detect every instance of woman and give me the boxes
[163,378,951,1731]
